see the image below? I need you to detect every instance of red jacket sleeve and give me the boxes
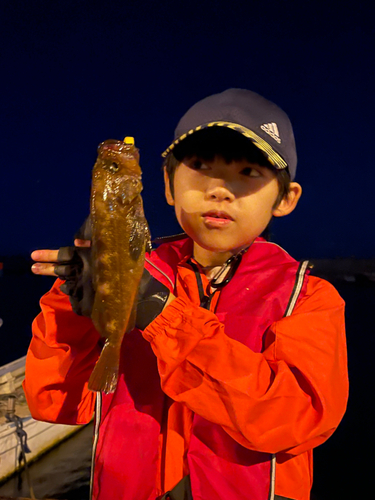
[142,276,348,455]
[23,279,101,425]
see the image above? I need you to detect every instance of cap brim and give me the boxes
[161,121,288,170]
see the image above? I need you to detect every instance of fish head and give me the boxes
[97,139,141,176]
[92,139,143,204]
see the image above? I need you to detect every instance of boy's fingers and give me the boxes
[31,243,90,276]
[31,244,90,264]
[74,239,91,248]
[31,263,58,276]
[31,250,59,263]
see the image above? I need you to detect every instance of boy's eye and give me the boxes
[192,160,202,169]
[241,167,261,177]
[189,159,208,170]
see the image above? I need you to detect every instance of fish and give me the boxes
[88,137,151,393]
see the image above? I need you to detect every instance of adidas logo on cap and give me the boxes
[260,122,281,144]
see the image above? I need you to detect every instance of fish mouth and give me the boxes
[99,140,140,166]
[101,140,123,151]
[202,210,234,221]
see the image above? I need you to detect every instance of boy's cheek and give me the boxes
[176,208,195,234]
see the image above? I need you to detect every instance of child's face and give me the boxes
[165,155,301,266]
[165,156,300,265]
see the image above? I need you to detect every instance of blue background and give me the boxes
[1,0,373,259]
[0,2,373,498]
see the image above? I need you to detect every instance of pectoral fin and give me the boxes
[129,218,145,261]
[126,302,137,333]
[145,223,152,253]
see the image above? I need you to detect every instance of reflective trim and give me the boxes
[161,121,288,171]
[90,392,102,500]
[284,260,310,317]
[268,260,309,500]
[145,256,175,289]
[269,454,276,500]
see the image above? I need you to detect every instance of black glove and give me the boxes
[54,217,94,317]
[135,269,170,330]
[56,245,94,317]
[56,218,170,328]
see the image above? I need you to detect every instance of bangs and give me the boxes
[172,127,272,167]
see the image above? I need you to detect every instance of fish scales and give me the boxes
[88,137,150,393]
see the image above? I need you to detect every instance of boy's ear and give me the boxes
[272,182,302,217]
[164,167,175,206]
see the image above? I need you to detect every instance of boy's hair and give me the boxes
[163,127,291,209]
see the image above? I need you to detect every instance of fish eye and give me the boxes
[105,162,119,173]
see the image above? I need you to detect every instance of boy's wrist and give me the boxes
[162,293,177,310]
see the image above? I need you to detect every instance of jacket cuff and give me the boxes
[142,296,217,342]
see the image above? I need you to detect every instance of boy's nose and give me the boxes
[205,184,235,202]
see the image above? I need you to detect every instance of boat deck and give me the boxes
[0,357,83,484]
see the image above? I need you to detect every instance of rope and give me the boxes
[6,412,36,499]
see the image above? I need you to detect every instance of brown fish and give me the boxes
[88,137,151,393]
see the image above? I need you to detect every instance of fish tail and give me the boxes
[88,341,120,394]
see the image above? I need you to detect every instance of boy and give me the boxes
[25,88,348,500]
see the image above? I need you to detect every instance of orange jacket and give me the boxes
[24,237,348,500]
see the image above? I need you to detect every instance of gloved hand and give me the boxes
[135,269,170,330]
[55,217,170,328]
[53,217,94,317]
[56,245,94,317]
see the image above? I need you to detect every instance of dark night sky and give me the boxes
[0,1,374,260]
[1,3,374,496]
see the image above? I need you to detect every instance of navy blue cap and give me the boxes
[162,88,297,180]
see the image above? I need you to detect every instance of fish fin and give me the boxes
[145,223,152,253]
[129,218,146,261]
[126,302,137,333]
[88,341,120,394]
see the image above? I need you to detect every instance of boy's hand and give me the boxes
[31,239,94,317]
[31,239,91,276]
[135,270,176,330]
[31,249,59,276]
[31,242,176,325]
[32,215,93,277]
[163,292,176,310]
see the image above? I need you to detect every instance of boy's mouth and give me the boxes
[203,210,233,220]
[202,210,234,227]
